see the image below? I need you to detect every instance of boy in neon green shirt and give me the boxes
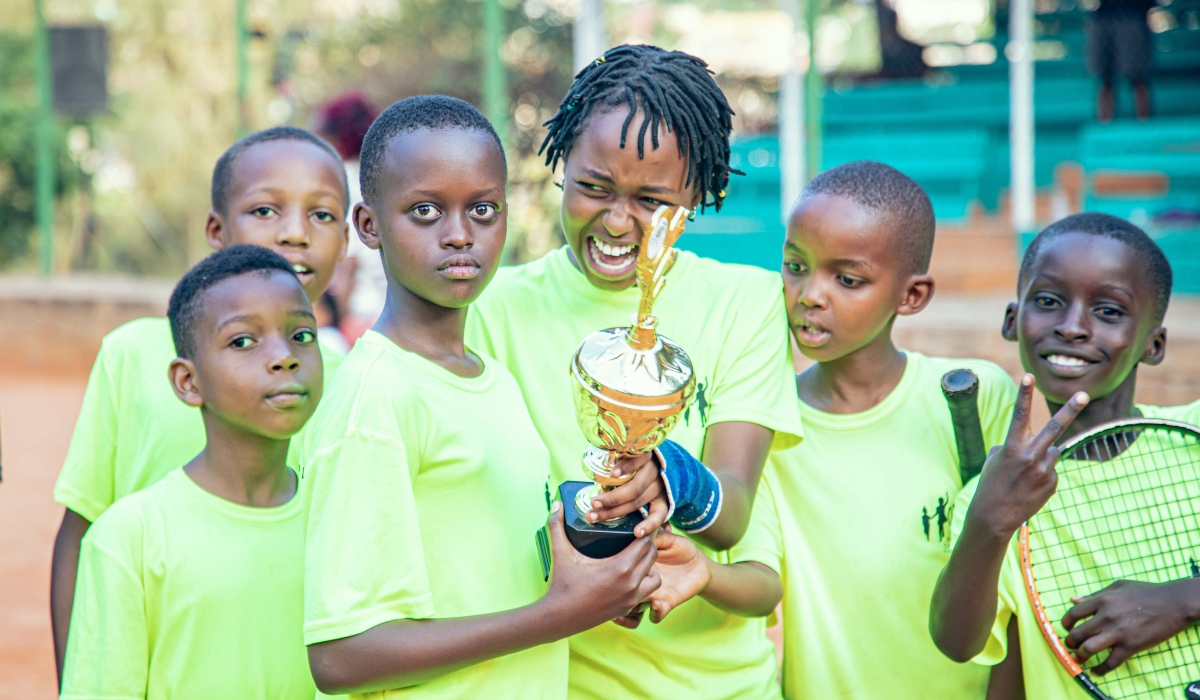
[62,245,323,699]
[301,95,662,699]
[466,45,804,700]
[653,161,1021,699]
[49,126,351,678]
[932,213,1197,699]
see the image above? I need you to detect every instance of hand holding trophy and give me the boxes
[560,205,696,558]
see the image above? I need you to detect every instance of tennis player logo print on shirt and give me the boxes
[920,493,953,552]
[682,379,710,427]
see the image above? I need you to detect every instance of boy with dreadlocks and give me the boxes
[466,44,804,699]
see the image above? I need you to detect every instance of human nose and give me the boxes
[276,209,311,247]
[266,335,301,373]
[602,200,640,240]
[441,212,473,249]
[1053,300,1091,342]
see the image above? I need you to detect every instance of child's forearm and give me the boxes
[307,597,584,695]
[929,513,1013,662]
[50,509,91,687]
[700,560,782,618]
[691,422,774,551]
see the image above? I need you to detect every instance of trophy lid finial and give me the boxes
[628,206,689,350]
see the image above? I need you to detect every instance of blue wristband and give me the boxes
[656,439,723,534]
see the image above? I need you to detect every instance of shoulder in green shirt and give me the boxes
[300,330,568,700]
[54,317,345,522]
[738,352,1016,700]
[61,468,314,700]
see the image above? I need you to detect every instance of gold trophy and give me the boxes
[560,205,696,558]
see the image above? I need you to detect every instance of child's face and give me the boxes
[1005,232,1166,405]
[560,108,698,291]
[355,129,507,309]
[176,270,322,440]
[206,140,349,302]
[783,193,933,362]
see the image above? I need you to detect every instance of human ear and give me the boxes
[205,212,228,251]
[1001,302,1019,342]
[1140,326,1167,366]
[896,274,935,316]
[169,357,204,408]
[354,202,381,251]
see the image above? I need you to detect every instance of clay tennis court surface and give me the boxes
[1,371,86,700]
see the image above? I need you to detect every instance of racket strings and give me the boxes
[1027,425,1200,698]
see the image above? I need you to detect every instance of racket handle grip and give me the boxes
[942,369,987,484]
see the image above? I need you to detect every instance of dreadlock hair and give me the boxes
[1019,213,1173,322]
[539,44,740,213]
[210,126,348,217]
[168,245,300,359]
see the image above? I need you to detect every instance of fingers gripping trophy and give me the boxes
[560,205,696,558]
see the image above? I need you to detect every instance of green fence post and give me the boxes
[34,0,55,275]
[482,0,509,147]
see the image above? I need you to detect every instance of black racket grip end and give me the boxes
[942,369,987,484]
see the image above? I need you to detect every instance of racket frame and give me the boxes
[1017,417,1200,700]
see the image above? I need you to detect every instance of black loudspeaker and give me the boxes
[50,25,109,116]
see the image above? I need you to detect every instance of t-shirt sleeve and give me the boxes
[54,342,119,522]
[948,476,1018,667]
[705,276,803,451]
[727,475,782,574]
[302,428,436,646]
[60,513,149,699]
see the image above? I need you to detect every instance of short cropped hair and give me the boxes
[168,245,300,358]
[801,161,936,275]
[210,126,348,217]
[359,95,506,207]
[1019,212,1173,322]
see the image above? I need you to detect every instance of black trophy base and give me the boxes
[559,481,643,559]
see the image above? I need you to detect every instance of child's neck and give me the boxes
[375,281,482,378]
[797,328,908,415]
[185,415,295,508]
[1048,368,1140,444]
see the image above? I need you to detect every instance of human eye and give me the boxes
[1033,293,1061,309]
[294,329,316,344]
[411,203,442,221]
[313,211,336,223]
[468,203,499,222]
[251,206,275,218]
[576,181,606,195]
[784,260,807,275]
[837,274,863,288]
[230,335,255,349]
[1094,304,1126,320]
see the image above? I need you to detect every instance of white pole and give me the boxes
[779,0,805,224]
[573,0,605,74]
[1009,0,1035,233]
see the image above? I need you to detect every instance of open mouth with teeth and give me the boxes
[291,263,314,280]
[794,319,832,348]
[585,235,639,279]
[1041,352,1099,377]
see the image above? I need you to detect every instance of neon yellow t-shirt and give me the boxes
[60,467,314,700]
[466,246,805,700]
[54,317,345,522]
[952,399,1200,700]
[733,352,1017,700]
[300,330,567,700]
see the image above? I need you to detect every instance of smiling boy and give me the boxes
[466,45,803,700]
[50,127,351,677]
[300,95,662,699]
[930,213,1198,699]
[60,246,321,699]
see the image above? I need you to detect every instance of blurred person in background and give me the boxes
[314,92,384,341]
[1088,0,1155,122]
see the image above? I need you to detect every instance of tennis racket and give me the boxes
[1018,418,1200,699]
[942,368,988,484]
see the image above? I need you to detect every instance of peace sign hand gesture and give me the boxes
[967,374,1089,538]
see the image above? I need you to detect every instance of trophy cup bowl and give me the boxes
[560,205,696,558]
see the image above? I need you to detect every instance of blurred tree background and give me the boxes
[0,0,911,276]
